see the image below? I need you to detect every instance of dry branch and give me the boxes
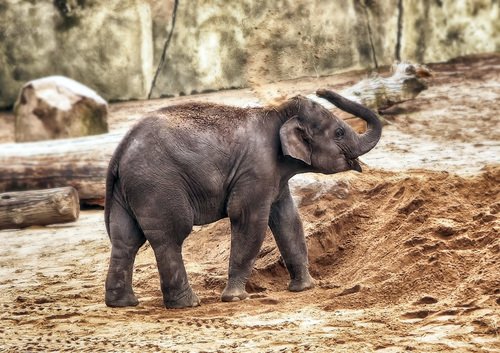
[0,187,80,229]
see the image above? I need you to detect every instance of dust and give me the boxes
[156,102,254,129]
[244,8,342,106]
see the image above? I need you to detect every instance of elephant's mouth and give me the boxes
[348,158,362,172]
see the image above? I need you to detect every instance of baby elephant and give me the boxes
[104,89,382,309]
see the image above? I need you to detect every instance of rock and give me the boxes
[33,297,55,305]
[432,218,460,237]
[15,296,28,303]
[14,76,108,142]
[337,284,362,296]
[414,295,439,305]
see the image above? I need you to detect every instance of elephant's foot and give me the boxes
[288,273,315,292]
[105,289,139,307]
[164,288,200,309]
[221,285,249,302]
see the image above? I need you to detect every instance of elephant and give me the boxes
[104,89,382,309]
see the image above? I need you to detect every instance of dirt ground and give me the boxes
[1,54,499,352]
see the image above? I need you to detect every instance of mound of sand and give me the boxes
[177,166,499,311]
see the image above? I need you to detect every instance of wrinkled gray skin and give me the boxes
[104,89,382,309]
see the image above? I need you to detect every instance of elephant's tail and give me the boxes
[104,153,118,238]
[104,132,130,237]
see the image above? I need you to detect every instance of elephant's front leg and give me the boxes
[269,186,314,292]
[222,198,271,302]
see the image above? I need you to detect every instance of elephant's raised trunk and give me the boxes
[316,89,382,157]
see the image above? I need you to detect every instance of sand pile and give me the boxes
[171,166,500,313]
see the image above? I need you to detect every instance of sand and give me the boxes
[0,54,499,352]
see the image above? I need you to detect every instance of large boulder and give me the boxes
[0,0,153,108]
[14,76,108,142]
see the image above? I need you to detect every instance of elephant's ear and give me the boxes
[279,116,312,165]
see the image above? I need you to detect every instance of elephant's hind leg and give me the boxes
[147,233,200,309]
[105,200,146,307]
[136,196,200,309]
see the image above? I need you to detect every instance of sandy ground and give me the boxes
[0,54,499,352]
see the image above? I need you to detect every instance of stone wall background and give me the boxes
[0,0,498,108]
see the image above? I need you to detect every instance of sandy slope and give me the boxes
[0,54,499,352]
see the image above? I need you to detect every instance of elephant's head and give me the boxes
[279,89,382,174]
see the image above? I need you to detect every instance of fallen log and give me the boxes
[0,187,80,229]
[0,63,430,205]
[339,62,431,111]
[309,62,432,130]
[0,132,122,206]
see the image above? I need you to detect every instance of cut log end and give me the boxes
[0,187,80,230]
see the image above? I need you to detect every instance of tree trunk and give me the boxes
[340,62,431,111]
[0,63,430,205]
[0,187,80,229]
[0,132,122,206]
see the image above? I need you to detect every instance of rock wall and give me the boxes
[149,0,400,97]
[0,0,153,108]
[401,0,500,63]
[0,0,498,108]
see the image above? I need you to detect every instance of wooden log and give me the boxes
[0,62,429,204]
[339,62,431,111]
[0,187,80,229]
[0,132,123,206]
[309,62,431,131]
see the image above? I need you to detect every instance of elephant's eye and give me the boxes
[335,127,345,138]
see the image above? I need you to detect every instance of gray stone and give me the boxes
[14,76,108,142]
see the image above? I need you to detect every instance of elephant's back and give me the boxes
[111,105,239,225]
[114,105,238,189]
[152,102,258,133]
